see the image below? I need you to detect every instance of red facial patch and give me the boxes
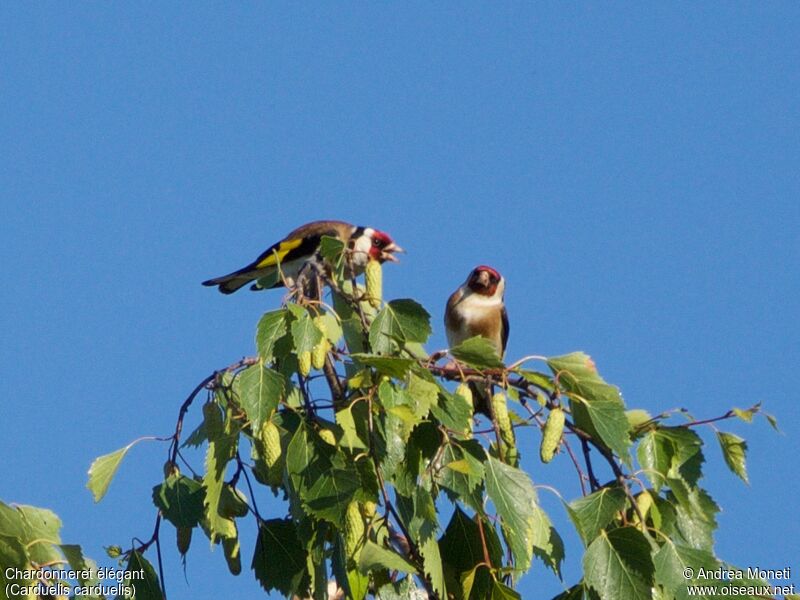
[473,265,500,280]
[368,230,394,259]
[468,265,502,296]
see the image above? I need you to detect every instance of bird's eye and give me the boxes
[372,238,383,247]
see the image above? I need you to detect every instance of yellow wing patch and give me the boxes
[255,238,303,269]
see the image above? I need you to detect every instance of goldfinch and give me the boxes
[445,266,509,416]
[445,265,508,357]
[202,220,403,294]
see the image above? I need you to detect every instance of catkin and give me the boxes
[298,350,312,376]
[539,407,565,464]
[365,260,382,308]
[260,421,282,468]
[344,501,365,558]
[311,316,331,370]
[492,392,515,448]
[455,383,475,436]
[455,383,473,408]
[359,500,377,520]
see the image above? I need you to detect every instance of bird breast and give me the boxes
[446,290,504,352]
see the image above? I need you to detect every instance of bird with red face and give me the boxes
[445,265,509,357]
[202,220,403,294]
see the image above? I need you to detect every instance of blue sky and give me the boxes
[2,4,798,598]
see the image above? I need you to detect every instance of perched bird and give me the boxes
[445,265,508,357]
[445,265,509,415]
[202,220,403,294]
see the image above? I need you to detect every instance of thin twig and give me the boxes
[681,410,735,428]
[562,436,588,496]
[580,438,601,492]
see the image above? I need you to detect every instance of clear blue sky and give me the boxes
[2,4,798,598]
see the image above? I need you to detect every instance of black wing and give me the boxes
[500,305,510,355]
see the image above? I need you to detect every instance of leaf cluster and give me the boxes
[84,252,777,600]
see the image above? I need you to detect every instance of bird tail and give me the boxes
[469,380,494,419]
[201,272,256,294]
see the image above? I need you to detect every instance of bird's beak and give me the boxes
[476,270,490,286]
[381,243,404,262]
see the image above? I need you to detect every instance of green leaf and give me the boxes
[567,486,628,545]
[439,508,503,578]
[716,431,748,484]
[369,311,403,354]
[653,540,718,598]
[450,336,505,369]
[320,311,343,345]
[637,430,672,492]
[252,519,307,596]
[336,401,369,450]
[238,362,286,430]
[660,428,704,485]
[548,352,632,464]
[254,270,281,290]
[388,299,432,343]
[332,535,369,600]
[286,425,362,526]
[0,502,26,540]
[407,373,439,419]
[551,583,592,600]
[304,463,362,526]
[87,441,139,502]
[203,418,238,542]
[0,534,28,573]
[377,415,411,491]
[439,511,501,599]
[255,309,289,362]
[61,543,100,588]
[436,442,485,511]
[358,541,416,574]
[583,527,654,600]
[369,299,432,354]
[484,456,537,571]
[492,580,522,599]
[396,486,438,544]
[570,393,631,465]
[453,565,488,598]
[119,551,164,600]
[181,419,207,448]
[320,234,346,265]
[421,535,447,599]
[152,474,205,528]
[531,506,565,577]
[351,353,415,378]
[341,314,367,355]
[291,312,324,354]
[638,427,704,491]
[516,369,555,393]
[666,486,719,552]
[430,389,473,435]
[763,411,780,432]
[547,352,599,380]
[375,577,427,600]
[306,523,328,600]
[0,503,63,565]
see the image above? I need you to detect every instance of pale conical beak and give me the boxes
[381,243,404,262]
